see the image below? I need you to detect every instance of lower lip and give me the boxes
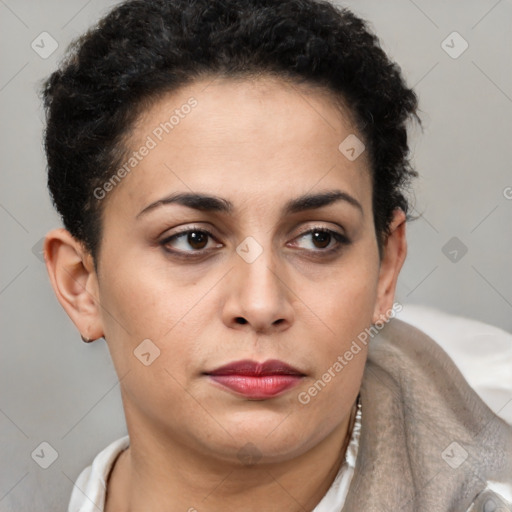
[207,374,303,399]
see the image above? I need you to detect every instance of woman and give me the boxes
[40,0,512,510]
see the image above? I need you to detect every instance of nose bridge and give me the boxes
[235,234,282,299]
[224,232,294,331]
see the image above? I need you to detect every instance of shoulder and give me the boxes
[353,318,512,508]
[394,303,512,425]
[67,435,130,512]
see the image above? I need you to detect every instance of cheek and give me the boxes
[301,252,379,341]
[292,247,378,397]
[97,249,215,378]
[96,260,206,421]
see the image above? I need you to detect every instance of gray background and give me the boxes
[1,0,511,510]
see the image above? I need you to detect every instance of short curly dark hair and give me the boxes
[40,0,421,268]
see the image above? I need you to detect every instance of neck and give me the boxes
[106,398,358,512]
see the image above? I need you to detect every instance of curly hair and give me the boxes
[40,0,421,267]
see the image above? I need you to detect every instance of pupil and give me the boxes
[313,231,330,249]
[189,231,207,249]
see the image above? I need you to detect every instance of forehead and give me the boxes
[104,75,372,218]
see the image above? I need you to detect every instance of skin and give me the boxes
[44,75,407,511]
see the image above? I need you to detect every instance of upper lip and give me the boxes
[205,359,305,376]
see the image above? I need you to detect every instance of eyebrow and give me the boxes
[136,189,363,219]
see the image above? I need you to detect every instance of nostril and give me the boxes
[235,317,248,324]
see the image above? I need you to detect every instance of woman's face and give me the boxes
[58,76,405,463]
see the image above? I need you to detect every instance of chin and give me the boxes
[207,414,319,463]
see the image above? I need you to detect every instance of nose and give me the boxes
[221,242,295,335]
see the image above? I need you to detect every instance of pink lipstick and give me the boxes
[205,359,305,399]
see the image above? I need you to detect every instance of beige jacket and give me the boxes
[342,318,512,511]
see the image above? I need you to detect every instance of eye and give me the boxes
[160,226,221,254]
[159,224,350,259]
[291,226,350,253]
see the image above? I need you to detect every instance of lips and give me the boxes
[205,359,305,399]
[207,359,304,377]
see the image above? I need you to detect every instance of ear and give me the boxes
[43,228,104,341]
[372,208,407,324]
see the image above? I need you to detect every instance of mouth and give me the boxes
[204,359,306,400]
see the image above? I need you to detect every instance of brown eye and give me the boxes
[311,230,331,249]
[161,227,220,254]
[187,231,209,250]
[292,227,350,254]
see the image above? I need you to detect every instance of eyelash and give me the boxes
[160,224,350,259]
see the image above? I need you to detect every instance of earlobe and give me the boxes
[44,228,104,341]
[372,209,408,324]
